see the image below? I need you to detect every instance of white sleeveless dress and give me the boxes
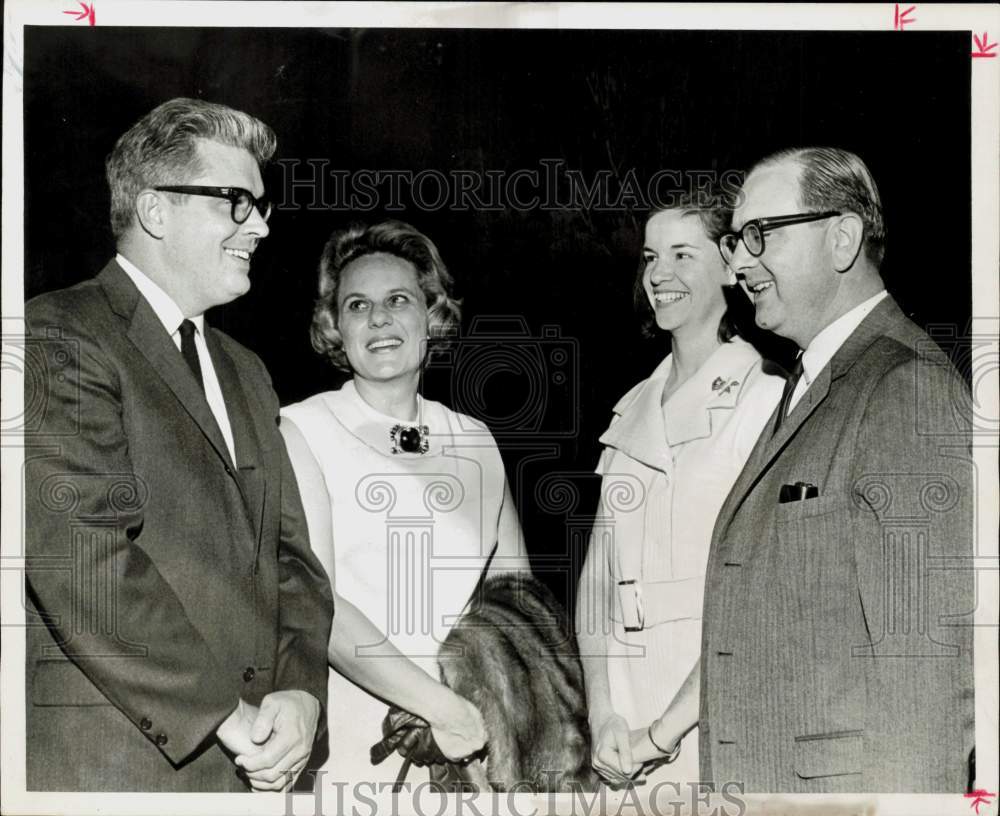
[280,381,508,787]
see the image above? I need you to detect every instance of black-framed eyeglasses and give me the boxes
[718,210,841,263]
[153,186,272,224]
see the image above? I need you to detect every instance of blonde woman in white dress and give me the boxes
[576,194,784,789]
[280,221,530,787]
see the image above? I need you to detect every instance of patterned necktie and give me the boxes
[178,319,204,392]
[773,354,804,436]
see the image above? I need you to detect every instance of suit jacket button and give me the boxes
[243,667,255,683]
[155,733,168,746]
[140,717,152,731]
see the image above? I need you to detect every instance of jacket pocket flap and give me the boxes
[774,493,845,523]
[32,659,113,707]
[793,731,863,779]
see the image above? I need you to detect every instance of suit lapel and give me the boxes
[714,296,907,537]
[768,366,832,452]
[207,328,265,547]
[716,368,832,530]
[100,262,235,469]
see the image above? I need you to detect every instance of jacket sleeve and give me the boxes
[851,353,975,792]
[255,358,334,717]
[24,297,241,765]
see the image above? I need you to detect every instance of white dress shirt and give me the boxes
[117,253,237,463]
[788,289,889,413]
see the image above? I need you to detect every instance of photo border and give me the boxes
[3,3,997,815]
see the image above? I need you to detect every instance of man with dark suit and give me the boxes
[700,147,975,791]
[24,98,334,791]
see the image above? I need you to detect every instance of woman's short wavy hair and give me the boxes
[310,220,463,372]
[634,188,753,343]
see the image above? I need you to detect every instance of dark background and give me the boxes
[24,27,972,608]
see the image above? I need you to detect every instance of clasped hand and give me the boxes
[591,713,682,786]
[216,691,320,792]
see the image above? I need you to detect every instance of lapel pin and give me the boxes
[712,377,739,395]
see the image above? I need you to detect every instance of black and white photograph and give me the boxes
[2,3,997,815]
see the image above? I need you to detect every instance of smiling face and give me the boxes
[159,139,269,316]
[336,252,429,386]
[731,160,840,348]
[641,209,730,340]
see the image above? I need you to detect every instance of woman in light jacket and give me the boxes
[576,192,783,787]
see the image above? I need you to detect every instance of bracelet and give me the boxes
[647,722,681,763]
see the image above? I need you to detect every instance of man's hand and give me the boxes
[216,698,261,758]
[590,713,638,785]
[236,690,321,792]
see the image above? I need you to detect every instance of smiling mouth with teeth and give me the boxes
[748,281,775,295]
[224,248,251,261]
[367,338,403,351]
[653,291,689,304]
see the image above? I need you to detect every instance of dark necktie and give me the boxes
[178,319,204,392]
[773,354,804,436]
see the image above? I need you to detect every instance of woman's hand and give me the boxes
[590,712,639,785]
[628,718,681,766]
[426,690,488,761]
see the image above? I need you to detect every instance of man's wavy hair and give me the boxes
[310,220,463,372]
[634,189,753,343]
[751,146,886,268]
[105,97,276,239]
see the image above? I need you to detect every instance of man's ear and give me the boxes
[135,190,167,239]
[831,212,864,272]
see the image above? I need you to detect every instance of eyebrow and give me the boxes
[340,286,420,300]
[643,243,699,251]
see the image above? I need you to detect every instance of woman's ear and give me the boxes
[831,212,864,272]
[423,303,436,337]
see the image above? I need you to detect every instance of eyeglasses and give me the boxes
[718,210,841,263]
[153,186,272,224]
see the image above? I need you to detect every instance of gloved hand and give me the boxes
[370,706,451,767]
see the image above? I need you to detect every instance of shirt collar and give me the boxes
[600,337,763,469]
[116,253,204,337]
[800,290,888,387]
